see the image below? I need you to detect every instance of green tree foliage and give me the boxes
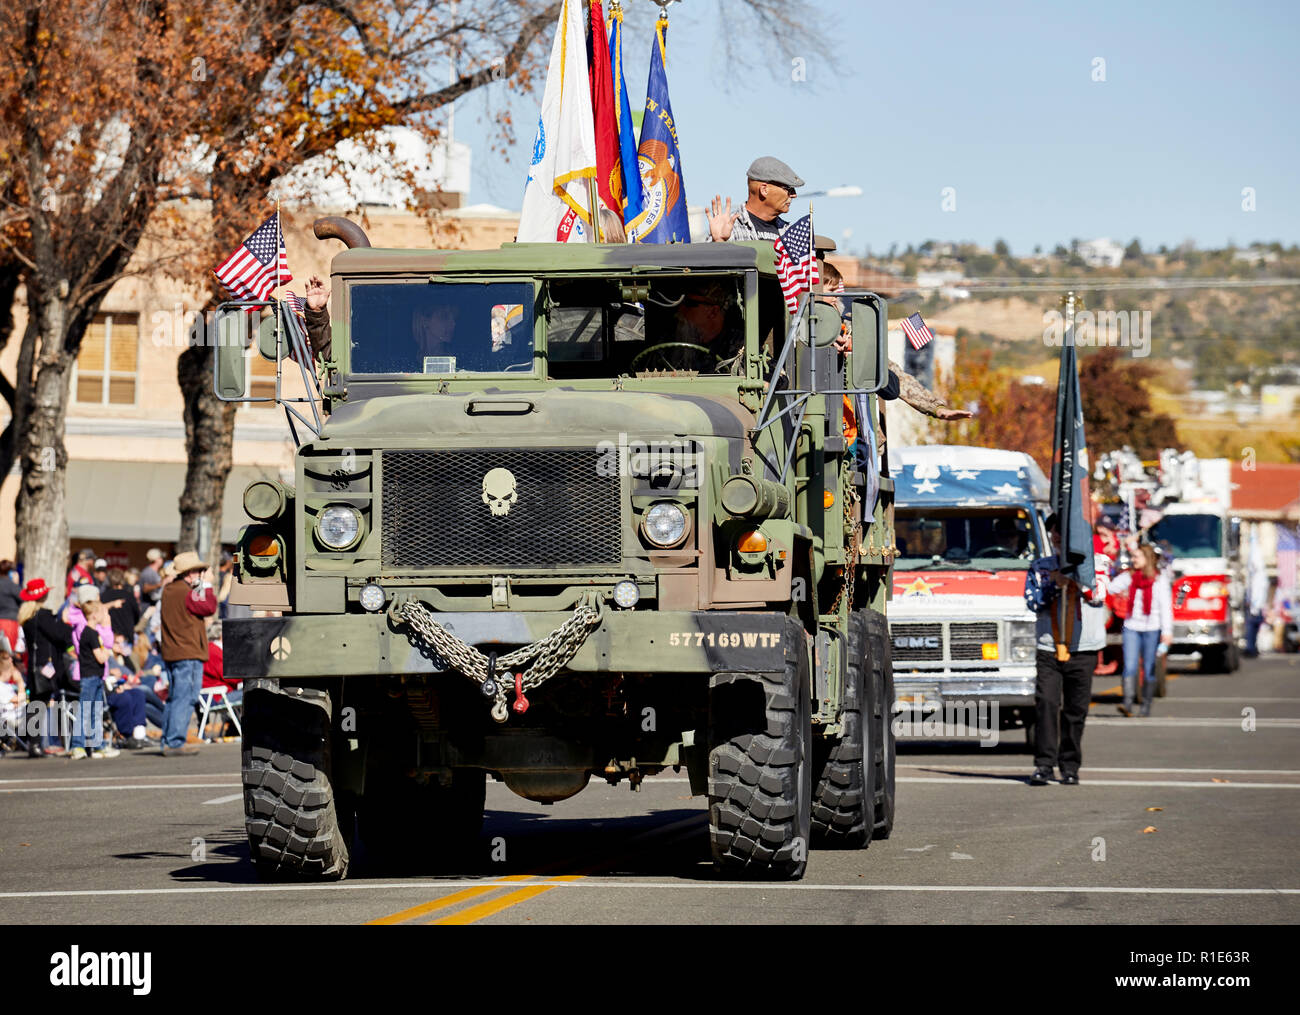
[1079,348,1179,457]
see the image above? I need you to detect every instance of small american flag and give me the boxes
[773,214,818,313]
[214,214,292,302]
[900,311,934,350]
[283,291,306,321]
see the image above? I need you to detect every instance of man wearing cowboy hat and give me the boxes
[158,551,217,756]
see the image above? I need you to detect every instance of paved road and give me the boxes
[1,653,1295,925]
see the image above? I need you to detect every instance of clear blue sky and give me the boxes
[453,0,1299,256]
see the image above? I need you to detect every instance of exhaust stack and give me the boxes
[313,217,371,249]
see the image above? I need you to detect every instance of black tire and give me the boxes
[1225,643,1240,673]
[358,767,486,873]
[708,616,812,879]
[867,610,896,840]
[242,689,352,880]
[811,612,875,848]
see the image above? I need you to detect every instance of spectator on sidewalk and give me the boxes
[158,551,217,757]
[199,620,242,739]
[0,560,21,654]
[66,548,96,597]
[69,598,120,760]
[138,549,164,607]
[101,568,141,647]
[17,579,73,757]
[92,558,109,593]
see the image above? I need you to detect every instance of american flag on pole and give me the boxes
[901,311,935,350]
[214,214,292,301]
[773,214,818,313]
[1279,524,1300,597]
[283,291,306,321]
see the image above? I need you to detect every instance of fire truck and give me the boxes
[1095,449,1242,673]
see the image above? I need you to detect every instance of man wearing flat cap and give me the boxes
[707,156,805,243]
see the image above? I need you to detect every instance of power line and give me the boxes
[925,278,1300,294]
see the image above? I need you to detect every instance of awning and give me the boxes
[65,460,284,543]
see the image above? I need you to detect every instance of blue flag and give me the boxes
[1050,326,1096,593]
[609,5,642,224]
[626,18,690,243]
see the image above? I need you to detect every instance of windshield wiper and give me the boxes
[904,557,998,573]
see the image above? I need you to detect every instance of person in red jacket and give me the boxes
[158,551,217,756]
[199,620,241,739]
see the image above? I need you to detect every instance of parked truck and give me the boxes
[212,219,898,881]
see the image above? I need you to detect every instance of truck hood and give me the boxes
[320,387,754,446]
[891,569,1033,619]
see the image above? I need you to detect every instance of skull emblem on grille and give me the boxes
[482,467,518,517]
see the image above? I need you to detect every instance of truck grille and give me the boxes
[381,449,622,569]
[891,623,944,661]
[951,622,998,661]
[890,620,1002,665]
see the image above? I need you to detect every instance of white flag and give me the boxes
[517,0,597,242]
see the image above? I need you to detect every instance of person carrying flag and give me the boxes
[706,156,804,243]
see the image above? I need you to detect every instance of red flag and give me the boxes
[588,0,623,234]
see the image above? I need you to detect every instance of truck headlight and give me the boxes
[642,502,689,548]
[317,505,362,549]
[1010,620,1037,662]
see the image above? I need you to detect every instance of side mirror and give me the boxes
[214,306,250,400]
[810,300,843,348]
[849,294,888,392]
[1229,516,1241,555]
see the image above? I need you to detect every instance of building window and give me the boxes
[74,313,139,405]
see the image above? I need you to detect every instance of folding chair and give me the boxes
[197,685,242,742]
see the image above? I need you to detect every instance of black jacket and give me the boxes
[22,607,74,700]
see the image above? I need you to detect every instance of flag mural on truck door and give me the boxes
[517,0,598,243]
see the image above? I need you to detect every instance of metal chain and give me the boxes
[396,599,602,722]
[829,468,862,618]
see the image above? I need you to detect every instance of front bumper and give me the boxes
[225,609,791,680]
[1172,621,1230,648]
[893,674,1036,711]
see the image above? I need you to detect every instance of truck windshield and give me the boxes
[543,274,784,378]
[1150,513,1222,558]
[349,282,535,375]
[894,507,1040,570]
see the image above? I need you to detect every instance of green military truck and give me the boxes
[214,217,898,881]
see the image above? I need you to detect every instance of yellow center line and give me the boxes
[365,812,708,926]
[364,874,535,925]
[427,815,709,926]
[428,874,585,925]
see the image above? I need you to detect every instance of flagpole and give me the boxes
[1056,290,1077,661]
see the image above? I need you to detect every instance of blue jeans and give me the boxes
[70,676,106,751]
[1122,627,1161,705]
[161,659,203,749]
[134,673,166,728]
[1244,611,1264,655]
